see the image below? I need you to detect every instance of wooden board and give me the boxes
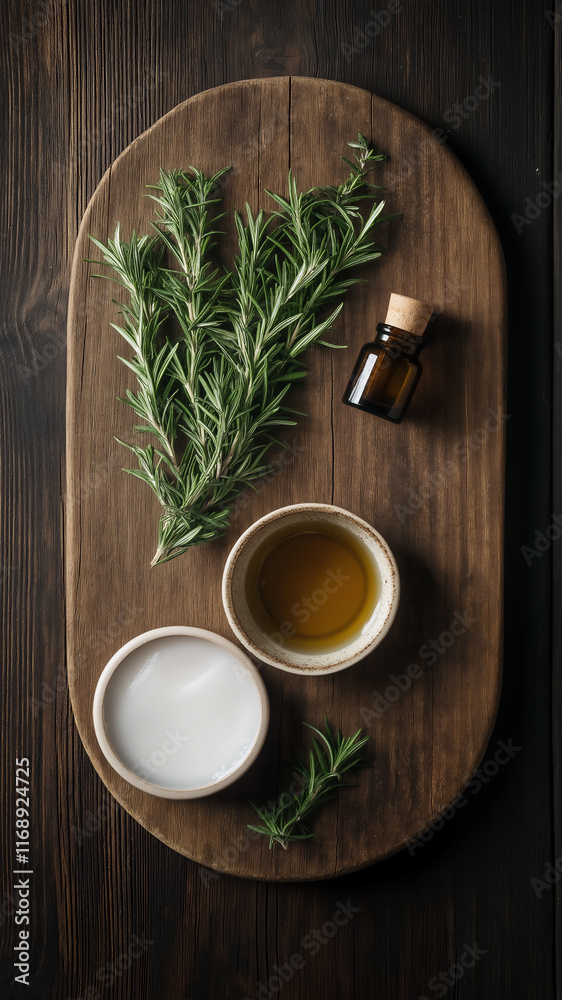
[66,77,506,881]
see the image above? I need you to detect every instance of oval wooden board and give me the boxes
[66,77,506,881]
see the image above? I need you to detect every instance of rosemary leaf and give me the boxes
[90,134,394,565]
[248,718,371,850]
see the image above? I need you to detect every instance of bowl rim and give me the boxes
[92,625,270,799]
[222,502,400,675]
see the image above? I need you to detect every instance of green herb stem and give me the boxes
[248,718,371,850]
[90,134,394,565]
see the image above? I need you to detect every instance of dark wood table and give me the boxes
[1,1,559,997]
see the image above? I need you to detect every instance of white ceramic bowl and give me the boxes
[92,626,269,799]
[222,503,400,675]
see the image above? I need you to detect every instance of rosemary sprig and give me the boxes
[90,134,395,565]
[248,718,371,850]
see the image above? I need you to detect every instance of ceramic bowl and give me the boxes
[222,503,400,675]
[92,626,269,799]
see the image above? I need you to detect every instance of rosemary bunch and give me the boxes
[90,134,394,565]
[248,719,371,850]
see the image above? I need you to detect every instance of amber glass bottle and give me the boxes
[342,293,433,424]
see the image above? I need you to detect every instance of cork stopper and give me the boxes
[384,293,433,336]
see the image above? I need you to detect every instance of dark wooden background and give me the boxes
[0,1,557,998]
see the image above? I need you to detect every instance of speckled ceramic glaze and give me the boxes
[92,626,269,798]
[222,503,400,675]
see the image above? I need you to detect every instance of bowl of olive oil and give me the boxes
[222,503,399,674]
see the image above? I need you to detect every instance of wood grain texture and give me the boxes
[66,77,505,881]
[0,1,556,998]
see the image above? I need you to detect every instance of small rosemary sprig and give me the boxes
[248,718,371,850]
[90,134,395,565]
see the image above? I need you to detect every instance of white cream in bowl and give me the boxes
[93,627,269,799]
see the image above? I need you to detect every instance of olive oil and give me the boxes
[245,521,381,653]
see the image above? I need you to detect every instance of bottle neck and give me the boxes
[374,322,425,357]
